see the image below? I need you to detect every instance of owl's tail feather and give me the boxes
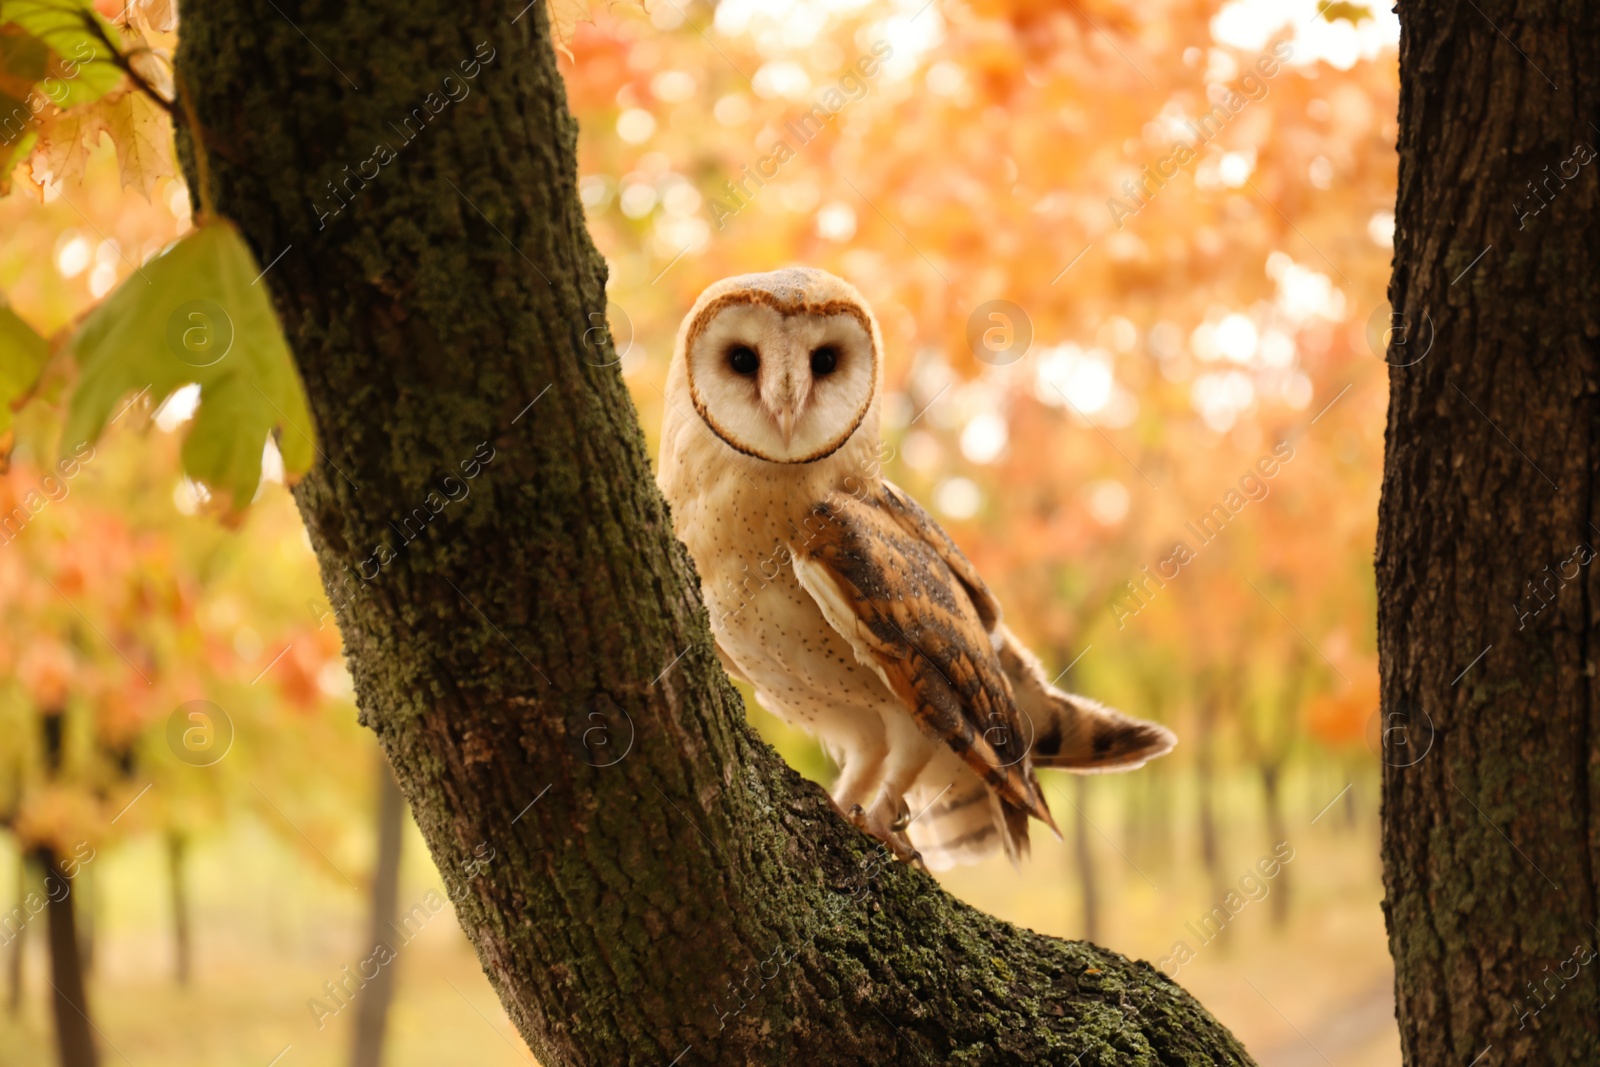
[907,628,1177,870]
[906,779,1025,871]
[997,624,1177,772]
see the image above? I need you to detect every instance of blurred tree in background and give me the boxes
[0,399,370,1063]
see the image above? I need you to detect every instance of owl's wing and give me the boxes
[788,481,1057,835]
[876,480,1002,630]
[882,481,1176,774]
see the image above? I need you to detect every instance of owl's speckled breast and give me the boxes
[683,484,895,734]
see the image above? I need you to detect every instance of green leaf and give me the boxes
[0,0,124,107]
[1318,2,1372,25]
[0,301,47,435]
[0,120,33,193]
[0,28,49,83]
[65,221,316,511]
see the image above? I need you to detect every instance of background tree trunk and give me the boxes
[6,851,24,1017]
[166,833,191,987]
[351,753,405,1067]
[1257,762,1288,930]
[1239,656,1297,932]
[1381,1,1600,1063]
[1072,777,1099,943]
[76,864,92,979]
[176,2,1258,1063]
[1195,682,1226,903]
[38,846,97,1067]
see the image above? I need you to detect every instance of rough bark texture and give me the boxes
[176,3,1257,1064]
[1381,2,1600,1063]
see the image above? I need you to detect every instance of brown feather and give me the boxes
[796,484,1058,837]
[996,625,1177,771]
[876,480,1003,632]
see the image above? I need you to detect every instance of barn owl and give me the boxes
[656,268,1175,868]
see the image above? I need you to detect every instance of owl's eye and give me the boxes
[727,345,760,376]
[810,345,839,377]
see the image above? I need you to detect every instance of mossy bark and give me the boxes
[176,3,1256,1064]
[1381,1,1600,1063]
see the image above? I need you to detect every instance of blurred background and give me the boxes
[0,0,1396,1063]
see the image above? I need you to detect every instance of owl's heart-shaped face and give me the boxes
[685,296,877,464]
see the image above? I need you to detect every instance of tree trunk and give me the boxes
[1195,689,1226,902]
[1144,769,1172,875]
[1342,765,1358,832]
[37,846,98,1067]
[6,851,24,1017]
[1119,770,1142,866]
[351,752,405,1067]
[77,863,93,978]
[1380,2,1600,1063]
[175,4,1257,1063]
[1258,763,1288,930]
[167,833,191,986]
[1072,777,1099,943]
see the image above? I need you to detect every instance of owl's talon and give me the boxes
[889,798,912,833]
[836,801,924,867]
[881,833,921,866]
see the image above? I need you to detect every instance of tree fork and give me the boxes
[176,2,1256,1063]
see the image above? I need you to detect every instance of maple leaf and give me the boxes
[102,85,170,197]
[0,25,48,94]
[125,41,169,98]
[546,0,648,60]
[1318,2,1372,25]
[64,220,316,513]
[0,0,131,193]
[546,0,591,59]
[128,0,174,33]
[1,0,126,107]
[0,301,47,466]
[34,103,104,183]
[0,118,34,194]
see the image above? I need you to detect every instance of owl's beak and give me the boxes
[769,369,808,449]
